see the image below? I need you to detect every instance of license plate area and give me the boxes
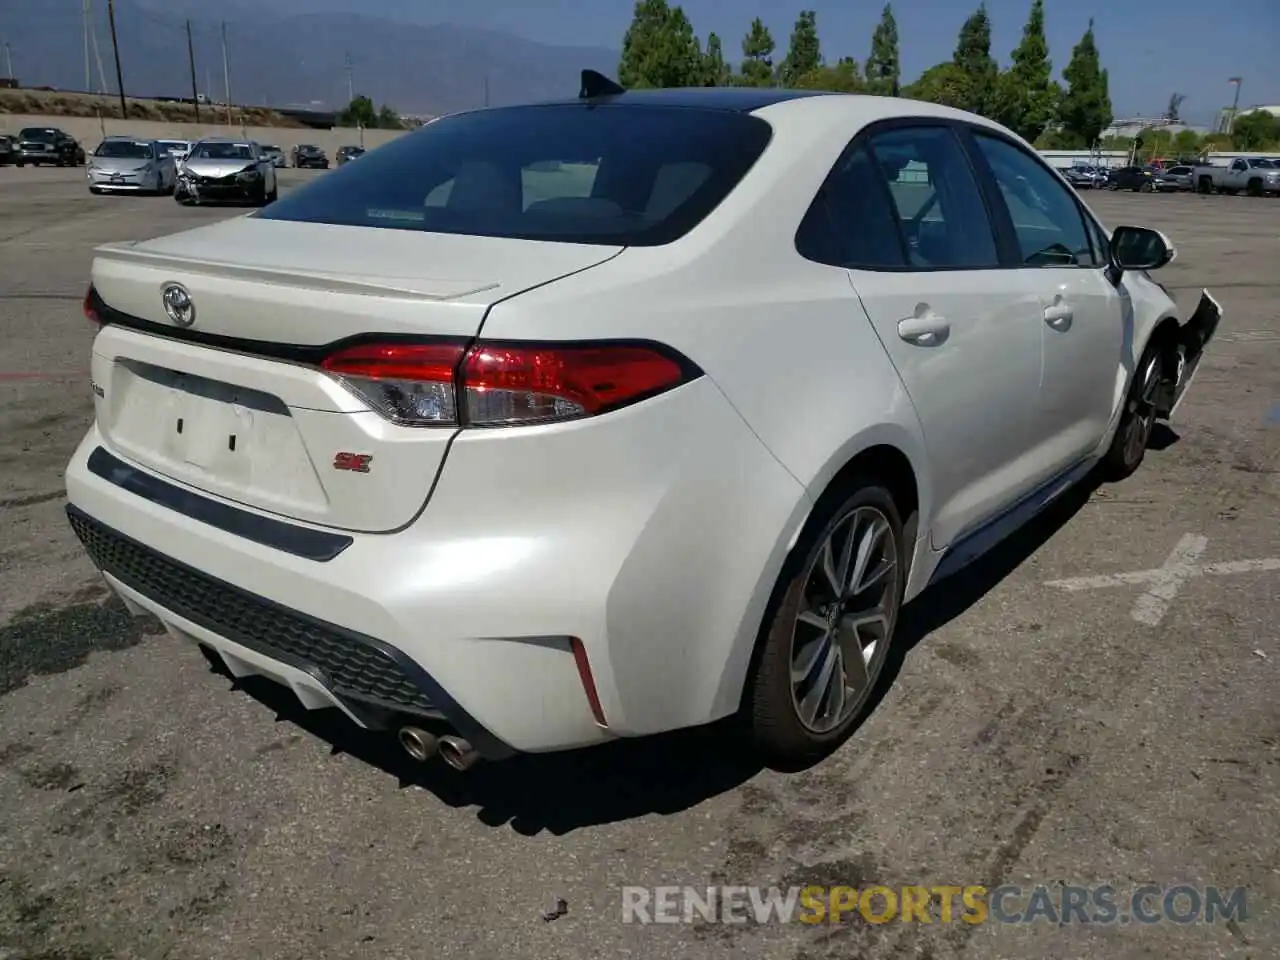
[103,359,328,512]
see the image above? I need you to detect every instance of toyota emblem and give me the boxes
[161,283,195,327]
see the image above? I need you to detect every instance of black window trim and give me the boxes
[794,114,1116,274]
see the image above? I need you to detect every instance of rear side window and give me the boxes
[867,126,1000,269]
[796,144,907,268]
[261,104,773,245]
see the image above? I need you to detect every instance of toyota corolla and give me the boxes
[65,74,1220,772]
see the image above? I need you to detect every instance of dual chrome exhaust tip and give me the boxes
[397,726,480,771]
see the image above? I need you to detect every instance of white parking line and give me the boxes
[1044,534,1280,626]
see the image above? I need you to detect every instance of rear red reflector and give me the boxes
[317,338,698,428]
[570,637,607,727]
[83,286,101,325]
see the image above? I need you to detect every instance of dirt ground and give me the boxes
[0,166,1277,960]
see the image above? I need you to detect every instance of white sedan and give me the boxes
[66,75,1220,771]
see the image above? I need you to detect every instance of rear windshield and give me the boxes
[96,140,153,159]
[158,140,188,150]
[260,103,774,245]
[192,142,254,160]
[20,128,58,141]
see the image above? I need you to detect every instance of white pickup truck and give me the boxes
[1193,157,1280,195]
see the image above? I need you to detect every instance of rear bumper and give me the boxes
[64,376,809,755]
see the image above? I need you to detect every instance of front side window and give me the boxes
[971,133,1098,267]
[261,103,773,246]
[865,125,1000,269]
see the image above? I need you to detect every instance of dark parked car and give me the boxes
[0,134,14,165]
[14,127,83,167]
[336,145,366,165]
[1063,164,1107,189]
[1106,165,1160,192]
[292,144,329,169]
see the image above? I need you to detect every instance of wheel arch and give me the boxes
[731,428,928,695]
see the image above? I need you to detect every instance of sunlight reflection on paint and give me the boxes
[409,537,538,590]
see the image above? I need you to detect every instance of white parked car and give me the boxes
[66,77,1221,772]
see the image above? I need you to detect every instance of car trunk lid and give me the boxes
[89,217,623,533]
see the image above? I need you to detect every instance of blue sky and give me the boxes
[400,0,1278,126]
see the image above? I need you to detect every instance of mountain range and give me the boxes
[2,0,621,116]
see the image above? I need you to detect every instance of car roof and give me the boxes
[540,86,825,112]
[508,86,1015,139]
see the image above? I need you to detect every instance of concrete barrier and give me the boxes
[0,113,412,155]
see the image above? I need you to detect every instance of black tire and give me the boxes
[1101,346,1165,482]
[16,160,24,168]
[265,185,278,204]
[1247,178,1263,197]
[745,479,906,768]
[1139,181,1154,193]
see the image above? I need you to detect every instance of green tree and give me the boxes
[376,104,403,129]
[1172,128,1203,157]
[951,4,997,114]
[778,10,821,87]
[990,0,1060,143]
[1230,109,1280,150]
[618,0,703,89]
[739,18,776,87]
[865,4,900,96]
[794,57,864,92]
[902,62,969,108]
[702,32,731,85]
[1058,19,1112,148]
[339,95,376,127]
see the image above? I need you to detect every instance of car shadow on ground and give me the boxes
[214,460,1151,835]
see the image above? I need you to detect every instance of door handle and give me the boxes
[897,312,950,346]
[1043,303,1074,329]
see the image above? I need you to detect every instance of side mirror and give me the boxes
[1109,225,1176,274]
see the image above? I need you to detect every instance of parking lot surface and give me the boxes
[1,166,1277,959]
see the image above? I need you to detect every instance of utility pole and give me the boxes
[344,50,353,105]
[186,20,200,123]
[83,0,91,91]
[106,0,127,119]
[220,22,232,126]
[3,42,13,82]
[483,74,489,107]
[1227,77,1242,135]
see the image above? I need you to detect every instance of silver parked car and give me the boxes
[1154,164,1194,192]
[87,137,177,195]
[175,138,279,206]
[260,144,287,168]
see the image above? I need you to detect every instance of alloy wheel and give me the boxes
[1122,353,1162,465]
[789,505,900,734]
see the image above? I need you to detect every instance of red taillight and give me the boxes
[462,341,688,426]
[320,341,467,426]
[318,338,696,428]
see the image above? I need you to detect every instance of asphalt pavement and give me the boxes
[1,166,1277,960]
